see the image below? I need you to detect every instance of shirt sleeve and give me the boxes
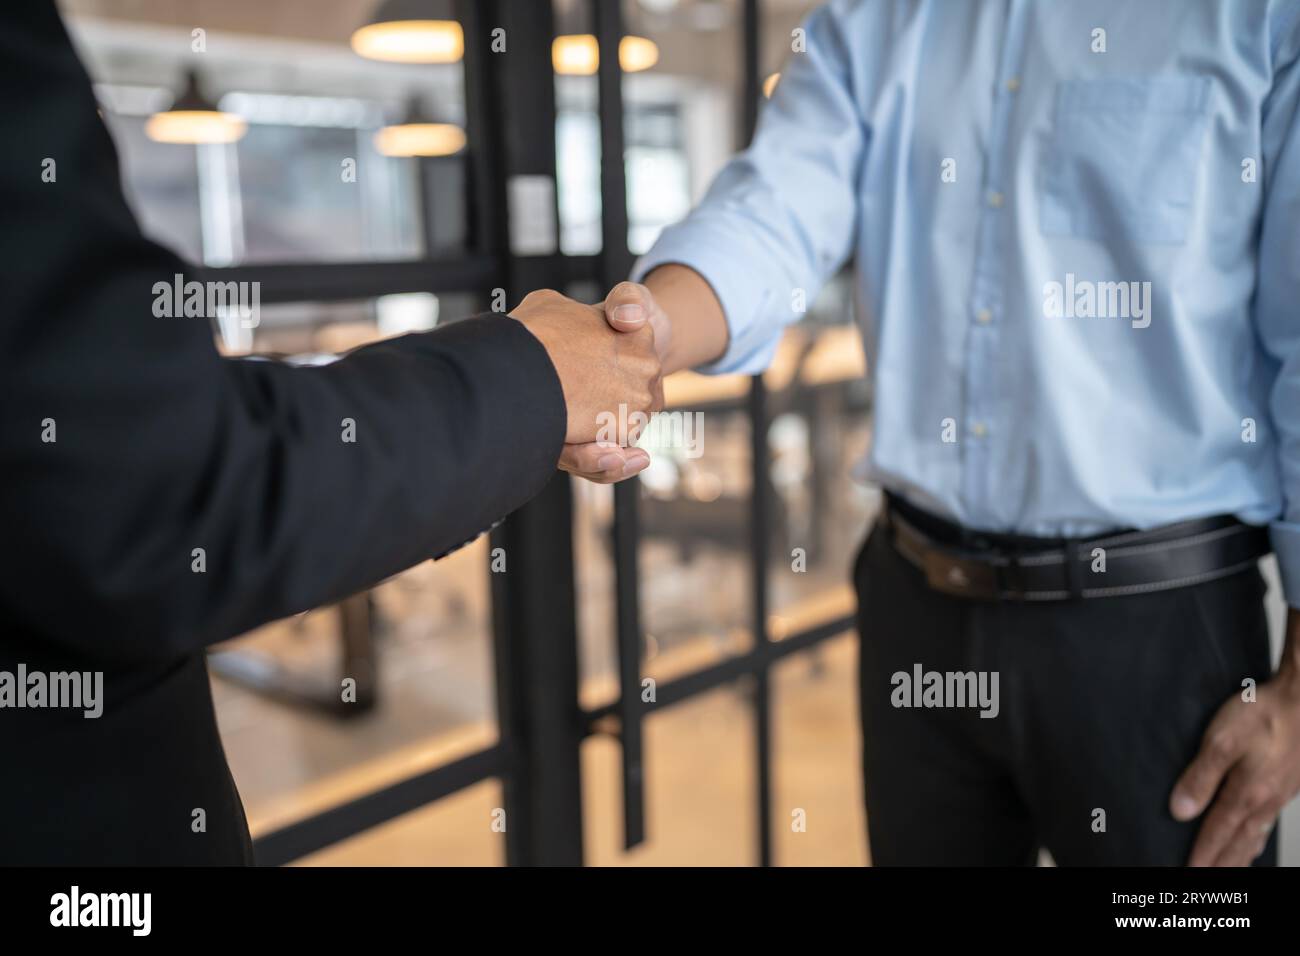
[1257,0,1300,609]
[631,1,868,374]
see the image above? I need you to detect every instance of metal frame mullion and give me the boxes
[593,0,649,853]
[585,615,855,727]
[253,744,505,866]
[736,0,776,869]
[482,0,586,868]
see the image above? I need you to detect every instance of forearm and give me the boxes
[2,313,566,665]
[642,263,729,374]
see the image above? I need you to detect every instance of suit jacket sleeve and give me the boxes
[0,3,567,664]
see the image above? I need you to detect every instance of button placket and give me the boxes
[960,0,1029,522]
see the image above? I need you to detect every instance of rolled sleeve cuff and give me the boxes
[1270,520,1300,609]
[632,221,784,375]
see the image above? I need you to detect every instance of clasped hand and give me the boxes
[512,282,669,483]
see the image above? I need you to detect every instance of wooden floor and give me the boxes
[287,633,867,866]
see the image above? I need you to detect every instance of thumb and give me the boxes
[602,281,651,331]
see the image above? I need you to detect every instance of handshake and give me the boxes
[512,282,670,485]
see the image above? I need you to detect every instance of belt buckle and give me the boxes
[922,549,997,598]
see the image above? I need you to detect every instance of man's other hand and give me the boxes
[1170,609,1300,866]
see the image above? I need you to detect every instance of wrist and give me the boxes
[643,263,728,373]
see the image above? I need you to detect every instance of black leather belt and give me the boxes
[882,498,1271,602]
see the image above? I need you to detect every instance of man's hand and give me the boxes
[1170,609,1300,866]
[511,288,663,460]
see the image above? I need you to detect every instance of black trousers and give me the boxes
[853,517,1278,866]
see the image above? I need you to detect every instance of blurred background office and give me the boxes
[55,0,1296,866]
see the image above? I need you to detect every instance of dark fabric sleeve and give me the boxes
[0,2,566,665]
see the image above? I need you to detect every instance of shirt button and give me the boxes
[1005,76,1021,93]
[971,422,989,438]
[987,191,1004,209]
[976,308,993,324]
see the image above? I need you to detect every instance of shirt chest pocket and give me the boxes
[1040,77,1211,244]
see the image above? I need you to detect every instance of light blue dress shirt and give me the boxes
[633,0,1300,608]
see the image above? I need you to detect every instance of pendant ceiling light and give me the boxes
[552,34,660,75]
[145,70,246,145]
[551,0,658,76]
[352,0,464,64]
[374,97,465,157]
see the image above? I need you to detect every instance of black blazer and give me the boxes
[0,3,565,864]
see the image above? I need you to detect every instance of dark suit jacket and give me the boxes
[0,3,566,864]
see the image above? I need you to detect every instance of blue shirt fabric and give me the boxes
[632,0,1300,608]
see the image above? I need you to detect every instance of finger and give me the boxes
[1186,770,1256,867]
[590,448,650,484]
[602,281,652,331]
[558,444,650,484]
[567,462,650,485]
[560,465,622,484]
[620,447,650,477]
[1212,808,1277,867]
[560,442,627,477]
[1170,705,1248,821]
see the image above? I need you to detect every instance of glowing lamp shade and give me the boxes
[146,111,246,144]
[374,122,466,157]
[351,0,463,63]
[553,34,599,75]
[352,20,463,62]
[552,34,660,75]
[619,35,659,73]
[146,72,246,145]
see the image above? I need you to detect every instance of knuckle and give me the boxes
[521,289,560,312]
[1221,809,1248,832]
[518,290,555,314]
[1204,732,1236,763]
[1242,783,1275,809]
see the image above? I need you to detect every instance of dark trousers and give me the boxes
[853,516,1278,866]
